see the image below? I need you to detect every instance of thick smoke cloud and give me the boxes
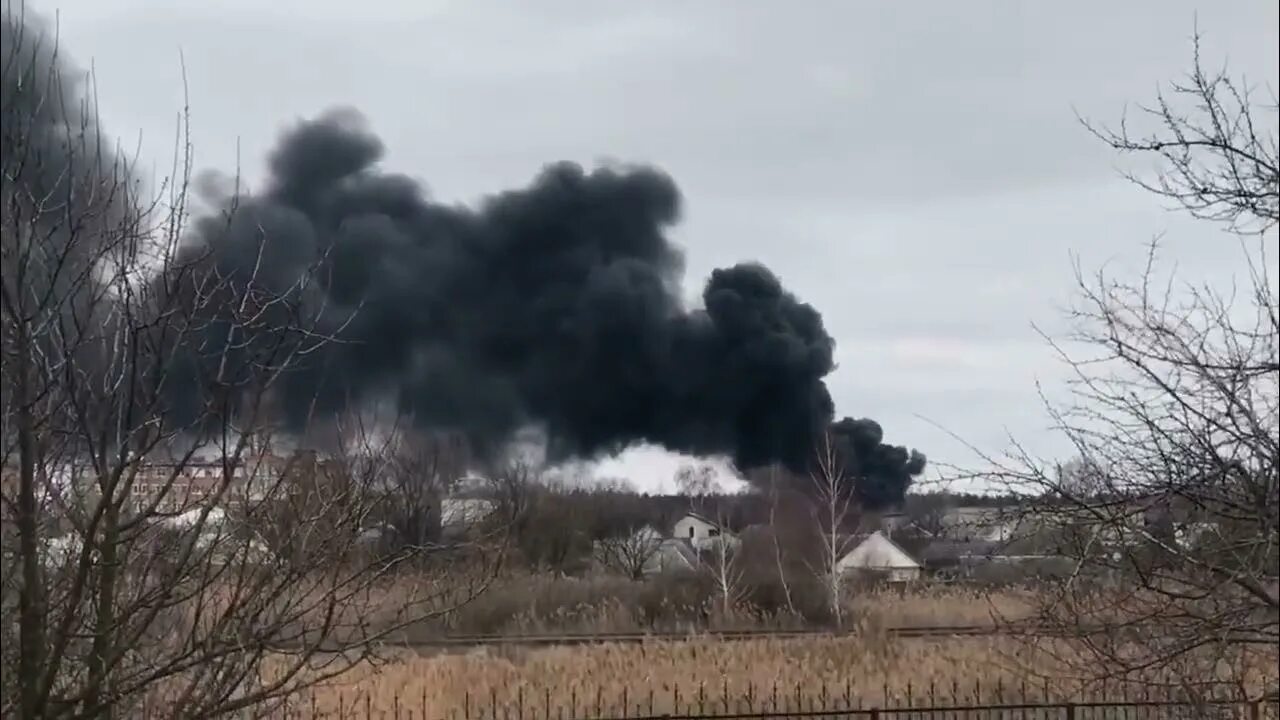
[2,10,143,441]
[186,109,842,472]
[3,0,926,505]
[183,110,930,501]
[828,417,927,510]
[1,11,133,279]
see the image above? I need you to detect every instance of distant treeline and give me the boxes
[904,490,1028,509]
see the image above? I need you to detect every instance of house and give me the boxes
[835,530,924,583]
[440,497,495,530]
[671,512,719,542]
[594,508,750,578]
[645,538,700,575]
[939,507,1020,543]
[592,524,699,578]
[670,512,739,551]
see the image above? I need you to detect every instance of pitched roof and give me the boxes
[837,531,922,570]
[668,495,769,533]
[644,538,698,573]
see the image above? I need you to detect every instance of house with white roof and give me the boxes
[835,530,923,583]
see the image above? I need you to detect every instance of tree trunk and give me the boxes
[16,344,47,720]
[85,486,120,720]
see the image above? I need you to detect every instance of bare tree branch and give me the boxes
[975,35,1278,697]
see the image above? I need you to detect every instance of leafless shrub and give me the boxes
[593,525,664,581]
[968,35,1278,697]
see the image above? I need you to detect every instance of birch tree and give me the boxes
[807,434,860,628]
[676,464,746,619]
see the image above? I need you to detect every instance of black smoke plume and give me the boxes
[185,109,842,472]
[2,8,147,443]
[3,1,926,506]
[828,417,927,510]
[1,11,135,290]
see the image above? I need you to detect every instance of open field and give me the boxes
[301,636,1051,717]
[288,634,1278,719]
[381,624,1048,651]
[278,583,1271,718]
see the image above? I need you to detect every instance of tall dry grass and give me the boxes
[846,585,1033,629]
[144,580,1275,718]
[435,573,1034,637]
[299,635,1053,717]
[282,634,1277,719]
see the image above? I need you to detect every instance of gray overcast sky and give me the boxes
[38,0,1279,491]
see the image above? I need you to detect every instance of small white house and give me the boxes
[441,497,495,529]
[940,507,1018,543]
[670,512,738,551]
[835,530,923,583]
[645,538,699,576]
[592,525,698,577]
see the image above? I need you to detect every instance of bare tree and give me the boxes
[380,430,469,550]
[0,9,497,718]
[807,434,860,628]
[594,525,664,581]
[507,481,591,573]
[1079,31,1277,235]
[978,35,1278,697]
[699,521,745,619]
[902,492,952,538]
[674,462,717,496]
[676,463,746,619]
[1053,457,1109,501]
[485,460,536,550]
[765,469,799,617]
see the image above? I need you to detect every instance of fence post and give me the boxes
[869,709,880,720]
[1249,700,1261,720]
[1063,704,1075,720]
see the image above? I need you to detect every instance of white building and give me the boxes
[670,512,739,551]
[940,507,1019,543]
[440,497,495,529]
[592,525,698,578]
[835,530,923,583]
[645,538,700,575]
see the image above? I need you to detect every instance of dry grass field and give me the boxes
[285,588,1043,718]
[845,585,1032,629]
[439,577,1034,636]
[286,634,1278,719]
[273,585,1274,719]
[141,583,1269,718]
[300,635,1050,717]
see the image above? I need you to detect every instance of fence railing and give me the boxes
[200,680,1279,720]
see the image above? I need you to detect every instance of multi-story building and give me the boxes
[129,440,321,515]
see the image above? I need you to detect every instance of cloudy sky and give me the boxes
[35,0,1279,492]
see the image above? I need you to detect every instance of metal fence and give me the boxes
[250,680,1280,720]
